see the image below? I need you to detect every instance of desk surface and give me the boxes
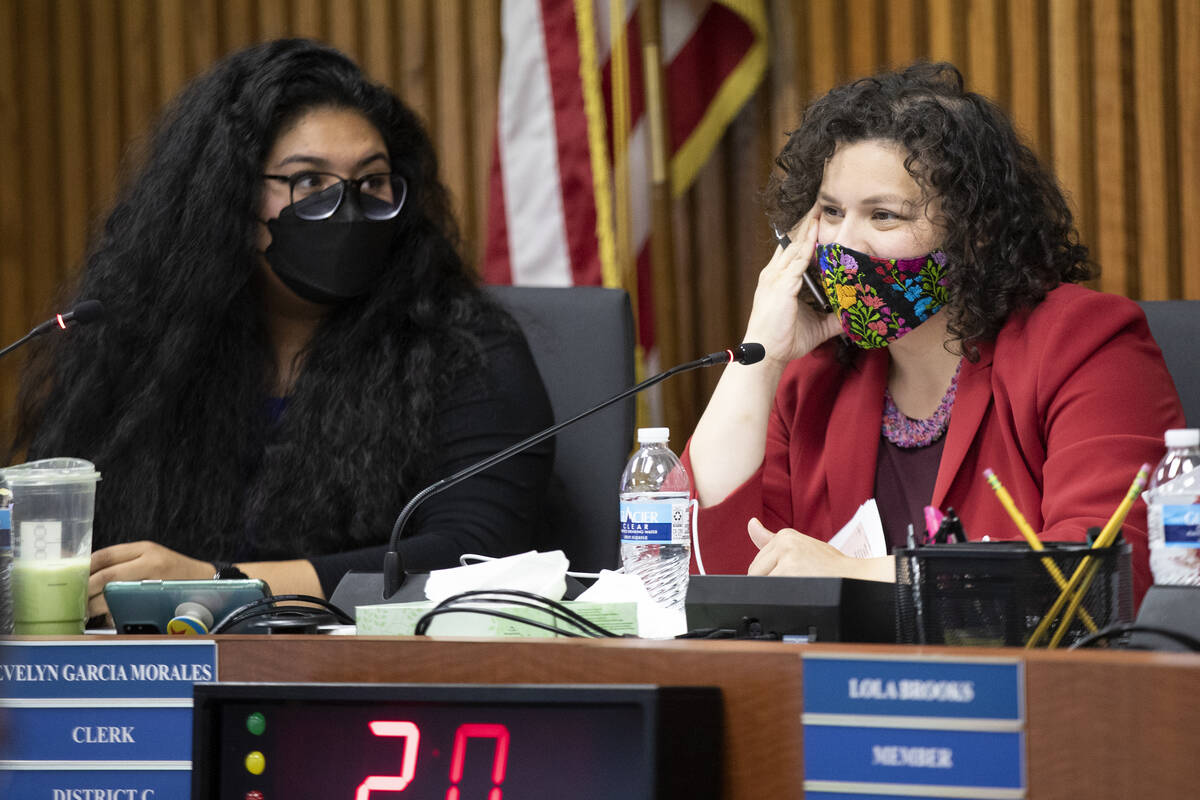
[177,635,1200,799]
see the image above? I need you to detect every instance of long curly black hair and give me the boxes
[767,61,1094,359]
[9,39,508,562]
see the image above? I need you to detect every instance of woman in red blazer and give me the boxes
[684,63,1184,606]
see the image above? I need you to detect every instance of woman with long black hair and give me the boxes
[9,39,553,615]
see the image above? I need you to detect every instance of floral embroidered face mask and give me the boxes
[815,242,950,349]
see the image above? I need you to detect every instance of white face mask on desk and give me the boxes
[423,550,571,603]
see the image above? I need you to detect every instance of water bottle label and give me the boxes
[1163,504,1200,547]
[620,494,690,544]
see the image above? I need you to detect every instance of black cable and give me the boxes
[412,594,600,638]
[421,596,598,633]
[413,589,628,638]
[424,589,622,638]
[1068,622,1200,651]
[414,607,589,637]
[211,594,354,634]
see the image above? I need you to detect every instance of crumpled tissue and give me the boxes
[575,570,687,639]
[423,550,570,603]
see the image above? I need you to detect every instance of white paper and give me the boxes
[576,570,685,638]
[827,498,888,558]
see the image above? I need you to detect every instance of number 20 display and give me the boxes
[355,720,509,800]
[192,683,722,800]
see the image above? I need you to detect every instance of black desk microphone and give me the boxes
[0,299,105,360]
[377,342,766,598]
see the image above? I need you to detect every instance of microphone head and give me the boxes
[734,343,765,365]
[71,300,105,324]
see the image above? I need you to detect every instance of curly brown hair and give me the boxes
[767,61,1093,358]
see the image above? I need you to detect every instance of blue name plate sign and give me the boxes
[804,792,1005,800]
[804,725,1024,789]
[0,705,193,761]
[0,767,191,798]
[801,653,1025,799]
[803,653,1023,721]
[0,640,216,700]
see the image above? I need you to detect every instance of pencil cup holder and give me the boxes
[894,541,1133,647]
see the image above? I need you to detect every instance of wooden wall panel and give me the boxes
[18,1,60,311]
[0,0,25,377]
[53,1,87,298]
[1178,0,1200,299]
[1007,0,1046,153]
[967,0,1002,101]
[1,0,1197,452]
[1132,0,1172,299]
[1092,0,1129,297]
[432,1,469,240]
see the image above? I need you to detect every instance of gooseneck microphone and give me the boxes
[0,300,106,360]
[381,342,766,597]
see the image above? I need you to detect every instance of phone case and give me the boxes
[103,579,269,634]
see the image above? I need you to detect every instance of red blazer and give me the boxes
[684,284,1186,605]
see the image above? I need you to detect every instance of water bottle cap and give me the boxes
[1164,428,1200,448]
[637,427,670,444]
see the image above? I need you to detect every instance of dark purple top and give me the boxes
[874,435,946,551]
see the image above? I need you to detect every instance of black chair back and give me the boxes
[1138,300,1200,427]
[487,285,636,572]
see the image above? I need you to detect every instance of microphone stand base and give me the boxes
[329,571,430,621]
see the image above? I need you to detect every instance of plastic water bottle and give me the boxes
[1146,428,1200,585]
[0,494,12,635]
[619,427,693,610]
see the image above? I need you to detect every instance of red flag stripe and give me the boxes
[483,132,514,285]
[665,3,754,152]
[540,0,603,286]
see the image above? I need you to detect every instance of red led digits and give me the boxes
[352,720,511,798]
[445,723,510,800]
[355,720,421,799]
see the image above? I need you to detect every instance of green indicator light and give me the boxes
[246,712,267,736]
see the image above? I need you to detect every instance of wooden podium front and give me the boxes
[211,635,1200,798]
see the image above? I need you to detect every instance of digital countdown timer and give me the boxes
[191,683,723,800]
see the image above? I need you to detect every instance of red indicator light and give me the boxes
[56,313,67,330]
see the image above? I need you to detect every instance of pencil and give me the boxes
[1095,462,1153,549]
[983,468,1099,634]
[1043,463,1152,648]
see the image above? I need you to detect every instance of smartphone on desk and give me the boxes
[104,578,269,634]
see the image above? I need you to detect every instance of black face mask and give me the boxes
[264,196,398,305]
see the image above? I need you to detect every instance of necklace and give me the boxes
[881,360,963,448]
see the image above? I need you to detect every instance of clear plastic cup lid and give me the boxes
[1,457,101,485]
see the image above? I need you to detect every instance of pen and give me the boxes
[923,505,945,543]
[983,467,1099,634]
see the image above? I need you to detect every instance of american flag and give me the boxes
[484,0,767,360]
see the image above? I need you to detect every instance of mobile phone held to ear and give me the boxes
[772,226,833,314]
[104,579,269,634]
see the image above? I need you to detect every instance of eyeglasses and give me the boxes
[262,171,408,221]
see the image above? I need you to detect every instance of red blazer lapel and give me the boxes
[824,350,888,531]
[932,342,995,508]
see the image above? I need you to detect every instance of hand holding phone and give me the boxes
[772,226,833,314]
